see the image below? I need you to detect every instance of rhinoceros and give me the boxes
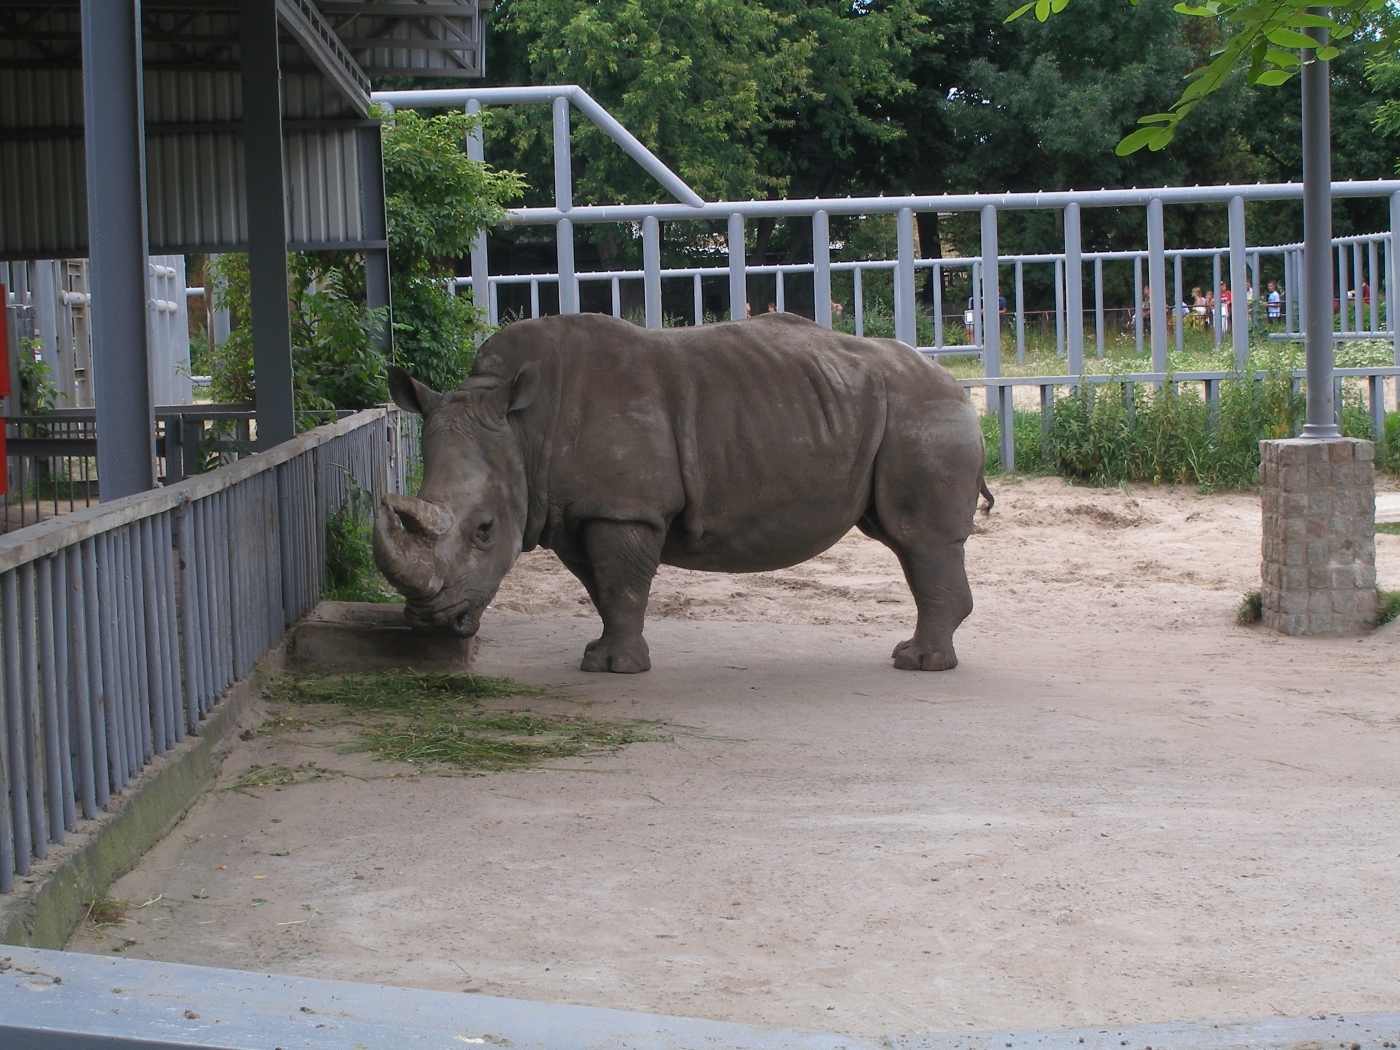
[373,312,990,673]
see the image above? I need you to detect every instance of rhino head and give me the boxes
[373,361,540,637]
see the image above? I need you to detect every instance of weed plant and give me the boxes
[323,475,402,603]
[1378,590,1400,627]
[265,672,670,772]
[981,349,1399,489]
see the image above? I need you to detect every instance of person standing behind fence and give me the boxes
[1266,281,1282,321]
[1221,284,1233,333]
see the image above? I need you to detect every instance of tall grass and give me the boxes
[982,356,1399,488]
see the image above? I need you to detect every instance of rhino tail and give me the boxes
[978,475,995,516]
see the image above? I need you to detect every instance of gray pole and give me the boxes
[553,96,578,314]
[82,0,156,498]
[1301,14,1338,437]
[1147,199,1168,374]
[728,213,746,319]
[1389,191,1400,362]
[466,100,491,339]
[1228,195,1249,371]
[981,205,1001,393]
[1064,202,1084,377]
[812,210,831,329]
[359,123,393,356]
[240,0,295,448]
[896,207,917,347]
[642,215,662,329]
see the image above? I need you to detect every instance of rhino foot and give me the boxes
[581,634,652,674]
[891,638,957,672]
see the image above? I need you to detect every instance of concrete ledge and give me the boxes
[3,945,1399,1050]
[0,648,282,950]
[289,600,476,672]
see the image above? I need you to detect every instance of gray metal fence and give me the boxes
[0,406,416,892]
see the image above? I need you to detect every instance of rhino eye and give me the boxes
[475,520,494,546]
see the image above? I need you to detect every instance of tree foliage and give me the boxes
[1006,0,1395,153]
[382,108,524,392]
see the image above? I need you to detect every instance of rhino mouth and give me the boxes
[405,598,479,638]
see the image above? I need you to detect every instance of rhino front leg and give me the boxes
[576,519,662,673]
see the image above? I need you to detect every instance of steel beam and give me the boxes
[241,0,296,449]
[358,122,392,355]
[82,0,156,498]
[275,0,370,115]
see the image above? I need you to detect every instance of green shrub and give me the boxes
[324,477,400,603]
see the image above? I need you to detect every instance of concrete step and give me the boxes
[289,600,475,673]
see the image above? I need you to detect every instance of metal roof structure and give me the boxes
[0,0,490,497]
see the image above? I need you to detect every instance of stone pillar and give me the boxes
[1260,438,1377,635]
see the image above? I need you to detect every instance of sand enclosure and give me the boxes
[69,477,1400,1036]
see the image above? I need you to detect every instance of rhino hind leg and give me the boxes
[886,539,973,671]
[568,519,663,674]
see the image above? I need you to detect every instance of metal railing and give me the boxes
[0,406,418,891]
[1,406,381,533]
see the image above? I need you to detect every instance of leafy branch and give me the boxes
[1006,0,1391,154]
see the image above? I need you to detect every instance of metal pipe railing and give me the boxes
[0,407,417,891]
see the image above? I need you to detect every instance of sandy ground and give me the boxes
[68,477,1400,1037]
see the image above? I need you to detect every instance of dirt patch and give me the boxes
[67,477,1400,1036]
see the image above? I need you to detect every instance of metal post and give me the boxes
[981,204,1012,472]
[553,96,578,315]
[1390,192,1400,360]
[240,0,295,448]
[82,0,156,497]
[1134,255,1144,354]
[1228,195,1249,371]
[1349,242,1360,333]
[1054,258,1064,358]
[1014,259,1025,365]
[1064,202,1084,377]
[643,215,662,330]
[465,100,492,336]
[932,263,942,349]
[813,210,832,329]
[1094,257,1104,358]
[896,208,917,348]
[359,123,392,355]
[1147,198,1168,375]
[1212,254,1223,348]
[728,213,746,320]
[1302,17,1338,438]
[1173,253,1185,357]
[1337,243,1349,334]
[1369,238,1379,333]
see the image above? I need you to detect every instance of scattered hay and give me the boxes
[1237,591,1263,625]
[83,894,127,928]
[262,672,671,773]
[224,763,347,794]
[1376,522,1400,536]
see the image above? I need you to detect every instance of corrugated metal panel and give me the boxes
[284,127,363,245]
[1,72,369,256]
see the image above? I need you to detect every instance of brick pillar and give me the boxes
[1260,438,1377,635]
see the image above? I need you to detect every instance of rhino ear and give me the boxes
[485,362,540,419]
[388,365,442,417]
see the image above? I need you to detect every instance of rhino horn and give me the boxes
[373,497,447,600]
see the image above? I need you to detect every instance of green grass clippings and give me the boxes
[263,672,670,773]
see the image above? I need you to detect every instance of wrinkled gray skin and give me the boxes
[374,313,988,673]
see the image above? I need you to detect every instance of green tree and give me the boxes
[382,107,524,391]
